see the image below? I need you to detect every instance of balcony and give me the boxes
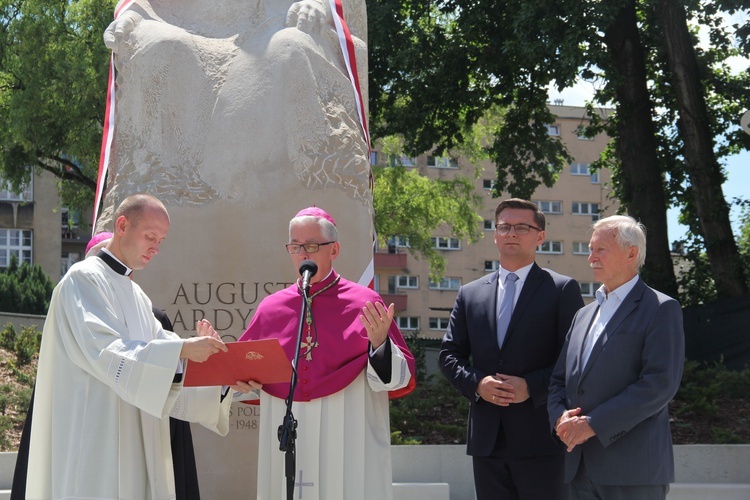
[381,293,408,312]
[374,252,407,269]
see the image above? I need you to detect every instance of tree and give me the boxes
[595,0,679,298]
[368,0,750,300]
[0,0,115,211]
[373,137,484,279]
[653,0,748,297]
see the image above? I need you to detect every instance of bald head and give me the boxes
[108,194,170,270]
[113,194,170,227]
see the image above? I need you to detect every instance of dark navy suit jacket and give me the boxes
[440,263,584,457]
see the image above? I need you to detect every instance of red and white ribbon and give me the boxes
[92,0,138,232]
[326,0,370,151]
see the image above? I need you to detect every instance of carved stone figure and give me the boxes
[98,0,370,222]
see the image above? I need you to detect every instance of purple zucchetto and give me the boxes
[294,207,337,227]
[85,231,113,256]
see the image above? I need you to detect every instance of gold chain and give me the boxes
[299,275,341,361]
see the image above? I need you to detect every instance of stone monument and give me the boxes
[97,0,373,496]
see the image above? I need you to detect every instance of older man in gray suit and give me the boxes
[548,215,685,500]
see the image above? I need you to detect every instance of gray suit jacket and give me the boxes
[548,277,685,485]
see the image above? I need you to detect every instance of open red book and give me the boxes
[183,339,292,387]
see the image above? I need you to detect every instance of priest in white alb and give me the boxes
[237,207,416,500]
[25,194,251,500]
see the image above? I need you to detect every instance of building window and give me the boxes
[370,151,378,166]
[546,124,560,136]
[429,277,462,290]
[483,220,494,231]
[61,252,82,277]
[570,163,590,175]
[0,178,33,202]
[384,236,410,253]
[388,154,416,167]
[580,282,601,297]
[397,316,420,330]
[373,274,380,292]
[571,163,600,184]
[572,242,590,255]
[484,260,500,272]
[427,156,459,169]
[534,200,562,214]
[431,237,461,250]
[396,275,418,289]
[429,317,450,330]
[0,229,33,267]
[482,179,494,190]
[572,202,600,220]
[537,241,563,254]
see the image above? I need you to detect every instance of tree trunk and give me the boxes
[603,0,679,298]
[655,0,748,297]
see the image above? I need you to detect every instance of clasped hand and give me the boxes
[477,374,529,406]
[555,407,596,452]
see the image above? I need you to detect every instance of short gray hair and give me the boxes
[593,215,647,269]
[289,216,338,242]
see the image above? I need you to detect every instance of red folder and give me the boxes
[183,339,292,387]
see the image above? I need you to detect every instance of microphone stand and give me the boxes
[278,280,310,500]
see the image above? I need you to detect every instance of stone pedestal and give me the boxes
[98,0,372,496]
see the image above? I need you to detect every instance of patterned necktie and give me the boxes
[497,273,518,349]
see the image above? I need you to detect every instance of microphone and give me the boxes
[299,260,318,291]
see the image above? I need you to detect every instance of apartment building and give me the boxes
[373,104,617,340]
[2,104,614,337]
[0,171,90,284]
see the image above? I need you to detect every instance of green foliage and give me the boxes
[402,331,431,385]
[0,323,15,351]
[14,325,41,365]
[0,384,11,415]
[0,255,54,315]
[711,427,743,444]
[0,323,41,366]
[390,332,468,445]
[675,359,750,418]
[390,430,421,445]
[390,375,469,445]
[373,150,483,280]
[0,0,116,211]
[369,0,580,199]
[0,332,37,451]
[0,381,33,450]
[0,415,12,450]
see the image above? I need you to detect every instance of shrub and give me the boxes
[14,326,41,365]
[0,323,16,351]
[0,255,54,315]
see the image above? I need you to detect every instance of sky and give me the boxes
[547,12,749,244]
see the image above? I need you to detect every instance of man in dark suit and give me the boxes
[548,215,684,500]
[440,198,584,500]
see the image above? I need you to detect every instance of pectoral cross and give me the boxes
[301,335,319,361]
[295,469,315,499]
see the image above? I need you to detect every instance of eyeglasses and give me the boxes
[285,241,335,254]
[495,223,543,235]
